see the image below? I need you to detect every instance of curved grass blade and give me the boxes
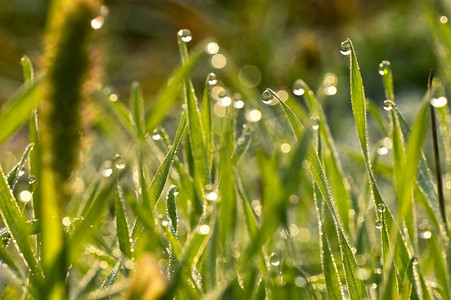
[299,80,352,233]
[130,81,145,140]
[115,183,132,259]
[201,75,213,170]
[266,88,368,299]
[149,111,186,207]
[233,126,252,163]
[166,185,179,235]
[100,260,122,289]
[7,143,34,190]
[70,178,116,260]
[21,55,34,88]
[178,36,210,191]
[0,166,43,284]
[345,39,411,281]
[319,217,344,300]
[0,79,42,146]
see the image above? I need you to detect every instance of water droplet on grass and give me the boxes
[198,224,210,235]
[292,80,305,96]
[28,176,36,185]
[18,167,25,177]
[91,16,104,30]
[383,100,395,111]
[340,40,351,55]
[377,146,388,155]
[19,190,32,203]
[312,116,319,131]
[206,42,219,54]
[377,203,386,213]
[62,217,72,227]
[151,131,161,141]
[208,73,217,85]
[375,220,383,229]
[431,96,447,108]
[234,100,244,109]
[378,60,391,75]
[113,154,125,169]
[177,29,192,42]
[269,252,281,266]
[262,89,275,105]
[420,230,432,239]
[160,217,170,227]
[412,257,418,265]
[246,109,262,122]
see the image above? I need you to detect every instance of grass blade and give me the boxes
[0,165,43,284]
[115,183,132,259]
[0,80,41,146]
[6,143,34,190]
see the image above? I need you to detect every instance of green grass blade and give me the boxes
[345,39,411,282]
[319,221,344,300]
[100,260,122,289]
[299,80,352,233]
[20,55,34,88]
[115,183,132,259]
[70,179,115,260]
[0,235,22,280]
[148,111,187,207]
[6,143,34,190]
[166,185,179,235]
[130,81,145,139]
[379,60,394,101]
[267,88,368,298]
[178,36,210,191]
[0,165,43,283]
[0,80,41,146]
[233,126,252,163]
[201,75,213,170]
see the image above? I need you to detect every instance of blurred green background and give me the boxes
[0,0,447,144]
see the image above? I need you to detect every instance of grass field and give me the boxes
[0,1,450,299]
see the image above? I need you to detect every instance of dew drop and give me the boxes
[208,73,217,85]
[375,220,383,229]
[28,176,36,185]
[205,191,218,202]
[377,146,388,156]
[412,256,418,265]
[420,230,432,239]
[177,29,192,42]
[198,224,210,235]
[377,203,386,213]
[206,42,219,54]
[18,167,25,177]
[294,276,307,288]
[109,94,118,102]
[378,60,391,76]
[292,79,305,96]
[151,130,162,141]
[430,96,447,108]
[90,16,104,30]
[234,100,244,109]
[312,116,320,131]
[280,143,291,153]
[440,16,448,24]
[262,89,275,105]
[19,190,32,203]
[340,40,351,56]
[218,96,232,107]
[169,185,179,196]
[383,100,395,111]
[62,217,72,227]
[269,252,281,266]
[160,217,170,227]
[113,154,125,169]
[102,168,113,177]
[246,109,262,122]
